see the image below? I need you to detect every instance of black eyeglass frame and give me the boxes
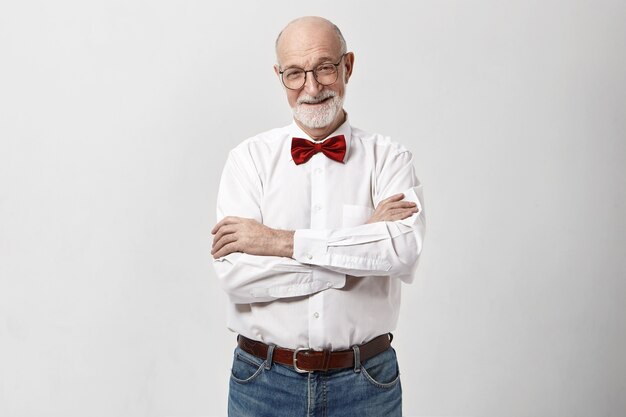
[278,53,348,90]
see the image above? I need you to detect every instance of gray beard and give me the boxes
[292,94,344,129]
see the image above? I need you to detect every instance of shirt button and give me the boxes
[314,168,322,174]
[313,312,319,318]
[313,204,321,211]
[306,253,313,260]
[326,281,332,288]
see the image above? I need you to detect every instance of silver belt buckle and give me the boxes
[293,347,314,373]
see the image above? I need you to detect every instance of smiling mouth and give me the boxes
[302,96,332,105]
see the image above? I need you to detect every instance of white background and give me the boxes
[1,1,625,416]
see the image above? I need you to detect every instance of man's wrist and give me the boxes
[273,229,295,258]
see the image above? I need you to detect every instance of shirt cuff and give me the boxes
[293,228,331,265]
[248,266,346,299]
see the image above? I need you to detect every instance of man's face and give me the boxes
[274,23,354,129]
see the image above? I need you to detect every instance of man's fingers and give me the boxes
[387,207,418,216]
[385,201,417,210]
[212,225,237,248]
[211,233,238,256]
[380,203,417,217]
[376,207,418,222]
[401,207,419,216]
[211,219,227,235]
[212,241,240,259]
[380,193,404,204]
[211,216,241,235]
[387,211,415,221]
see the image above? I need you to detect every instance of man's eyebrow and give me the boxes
[282,56,337,70]
[315,56,336,63]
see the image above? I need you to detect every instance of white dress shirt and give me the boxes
[212,115,426,350]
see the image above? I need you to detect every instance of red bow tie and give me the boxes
[291,135,346,165]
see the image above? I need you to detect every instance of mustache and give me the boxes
[296,90,337,105]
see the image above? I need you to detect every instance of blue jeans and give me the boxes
[228,339,402,417]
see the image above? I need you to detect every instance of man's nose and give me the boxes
[302,71,323,96]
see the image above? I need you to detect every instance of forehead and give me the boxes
[277,25,342,68]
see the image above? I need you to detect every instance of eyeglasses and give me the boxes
[279,53,347,90]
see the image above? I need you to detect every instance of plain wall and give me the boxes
[1,0,624,416]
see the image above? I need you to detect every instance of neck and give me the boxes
[295,110,346,141]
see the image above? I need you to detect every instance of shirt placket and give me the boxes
[307,152,328,350]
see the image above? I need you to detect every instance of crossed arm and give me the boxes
[211,146,425,304]
[211,192,418,259]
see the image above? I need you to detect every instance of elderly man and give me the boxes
[211,16,425,417]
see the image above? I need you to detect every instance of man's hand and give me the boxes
[211,193,418,258]
[365,193,419,224]
[211,216,294,259]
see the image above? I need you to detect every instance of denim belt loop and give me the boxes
[351,344,361,373]
[264,343,276,370]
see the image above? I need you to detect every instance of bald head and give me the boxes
[273,16,354,138]
[275,16,347,65]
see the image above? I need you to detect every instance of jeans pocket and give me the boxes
[230,347,266,384]
[359,347,401,389]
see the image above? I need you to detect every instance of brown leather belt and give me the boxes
[237,333,393,373]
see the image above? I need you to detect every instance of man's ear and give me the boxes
[273,64,280,78]
[343,52,355,84]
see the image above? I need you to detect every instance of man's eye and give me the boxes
[285,70,304,79]
[316,64,335,74]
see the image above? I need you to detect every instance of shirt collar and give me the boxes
[288,112,352,163]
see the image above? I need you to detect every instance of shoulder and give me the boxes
[351,125,412,158]
[228,124,290,160]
